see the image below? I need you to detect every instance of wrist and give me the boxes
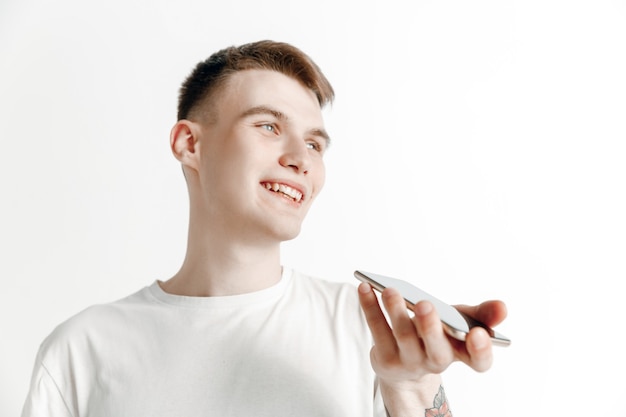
[379,374,448,417]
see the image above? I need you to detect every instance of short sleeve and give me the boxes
[21,359,74,417]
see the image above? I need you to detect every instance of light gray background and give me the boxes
[2,0,625,415]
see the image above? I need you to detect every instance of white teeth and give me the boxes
[263,182,303,202]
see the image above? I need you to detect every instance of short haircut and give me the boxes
[177,40,335,121]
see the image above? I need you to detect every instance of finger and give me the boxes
[380,288,420,355]
[456,300,508,327]
[357,283,397,354]
[412,300,454,372]
[463,326,494,372]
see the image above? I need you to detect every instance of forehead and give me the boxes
[214,69,324,123]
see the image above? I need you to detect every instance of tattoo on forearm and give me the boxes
[424,385,452,417]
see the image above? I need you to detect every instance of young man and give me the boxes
[21,40,507,417]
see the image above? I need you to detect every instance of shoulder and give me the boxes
[287,268,363,316]
[290,268,357,295]
[36,285,153,360]
[285,268,373,344]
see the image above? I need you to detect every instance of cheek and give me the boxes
[312,161,326,196]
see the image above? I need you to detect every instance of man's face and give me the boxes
[192,69,329,244]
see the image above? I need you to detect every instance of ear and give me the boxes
[170,120,201,171]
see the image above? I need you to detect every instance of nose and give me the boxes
[279,136,311,174]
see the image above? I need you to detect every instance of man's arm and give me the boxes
[21,359,74,417]
[358,282,507,417]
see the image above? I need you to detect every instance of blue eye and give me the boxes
[306,141,323,152]
[261,124,275,132]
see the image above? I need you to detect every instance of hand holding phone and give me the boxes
[355,270,510,347]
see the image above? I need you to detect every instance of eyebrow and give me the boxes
[240,105,331,147]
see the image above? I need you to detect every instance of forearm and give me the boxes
[380,374,452,417]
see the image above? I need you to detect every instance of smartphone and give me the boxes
[355,270,511,347]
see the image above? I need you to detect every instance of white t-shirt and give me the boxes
[21,268,386,417]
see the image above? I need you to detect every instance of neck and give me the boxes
[161,226,283,297]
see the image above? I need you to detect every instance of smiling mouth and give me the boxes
[262,182,304,203]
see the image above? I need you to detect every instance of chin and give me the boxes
[280,232,300,242]
[271,223,303,242]
[279,227,302,242]
[256,212,306,243]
